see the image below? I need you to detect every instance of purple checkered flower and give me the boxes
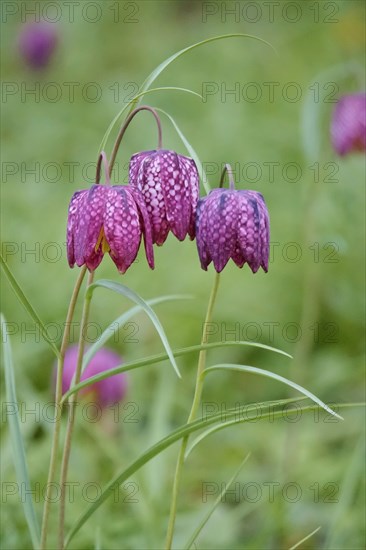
[129,149,199,245]
[60,346,127,408]
[196,188,269,273]
[18,21,58,70]
[331,93,366,156]
[67,184,154,273]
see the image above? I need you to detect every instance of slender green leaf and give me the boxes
[100,34,275,156]
[82,294,192,371]
[61,340,292,402]
[140,34,277,93]
[86,280,181,378]
[98,87,202,155]
[289,526,322,550]
[184,454,251,549]
[203,364,343,419]
[155,108,210,194]
[1,314,40,548]
[0,255,60,358]
[65,402,361,547]
[185,397,309,458]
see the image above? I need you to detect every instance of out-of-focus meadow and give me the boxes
[1,1,365,549]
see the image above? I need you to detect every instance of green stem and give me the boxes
[58,271,95,549]
[165,273,220,550]
[109,105,163,178]
[40,266,87,550]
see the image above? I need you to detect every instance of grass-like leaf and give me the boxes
[185,397,309,458]
[64,402,361,547]
[155,108,210,194]
[98,86,202,155]
[86,280,182,378]
[202,364,343,420]
[1,314,40,548]
[82,294,191,371]
[183,453,251,549]
[100,34,275,158]
[61,340,292,402]
[140,34,276,93]
[0,255,60,358]
[289,526,322,550]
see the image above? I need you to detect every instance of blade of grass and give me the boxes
[289,526,322,550]
[203,364,343,420]
[98,87,202,154]
[87,280,182,378]
[82,294,191,370]
[64,402,362,547]
[185,397,309,458]
[140,34,277,93]
[1,314,40,548]
[0,255,60,358]
[155,108,210,194]
[61,340,292,403]
[184,454,251,549]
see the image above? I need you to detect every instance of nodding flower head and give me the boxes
[67,182,154,274]
[129,149,199,245]
[331,93,366,156]
[60,346,127,408]
[18,21,58,70]
[196,178,269,274]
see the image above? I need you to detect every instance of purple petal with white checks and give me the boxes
[104,187,143,274]
[195,188,270,274]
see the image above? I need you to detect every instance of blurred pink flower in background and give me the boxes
[331,93,366,156]
[60,346,127,408]
[18,21,58,70]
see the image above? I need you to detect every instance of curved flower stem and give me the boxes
[95,151,111,186]
[40,266,87,550]
[219,163,235,190]
[165,273,221,550]
[58,270,95,549]
[109,105,163,178]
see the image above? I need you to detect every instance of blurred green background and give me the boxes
[1,1,365,549]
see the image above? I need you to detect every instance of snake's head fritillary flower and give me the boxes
[18,21,58,70]
[67,184,154,273]
[59,346,127,408]
[196,188,269,273]
[129,149,199,245]
[331,93,366,156]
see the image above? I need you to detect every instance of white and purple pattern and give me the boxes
[331,93,366,156]
[196,189,269,273]
[67,184,154,273]
[129,149,199,245]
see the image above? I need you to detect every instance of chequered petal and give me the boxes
[129,187,154,269]
[136,152,170,245]
[74,185,106,271]
[66,190,87,267]
[104,186,142,274]
[129,151,155,186]
[195,196,211,270]
[160,151,191,241]
[178,156,199,240]
[205,189,238,273]
[237,191,265,273]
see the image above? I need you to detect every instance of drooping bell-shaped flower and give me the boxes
[129,149,199,245]
[67,183,154,273]
[196,179,269,273]
[59,346,127,408]
[18,21,58,70]
[331,93,366,156]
